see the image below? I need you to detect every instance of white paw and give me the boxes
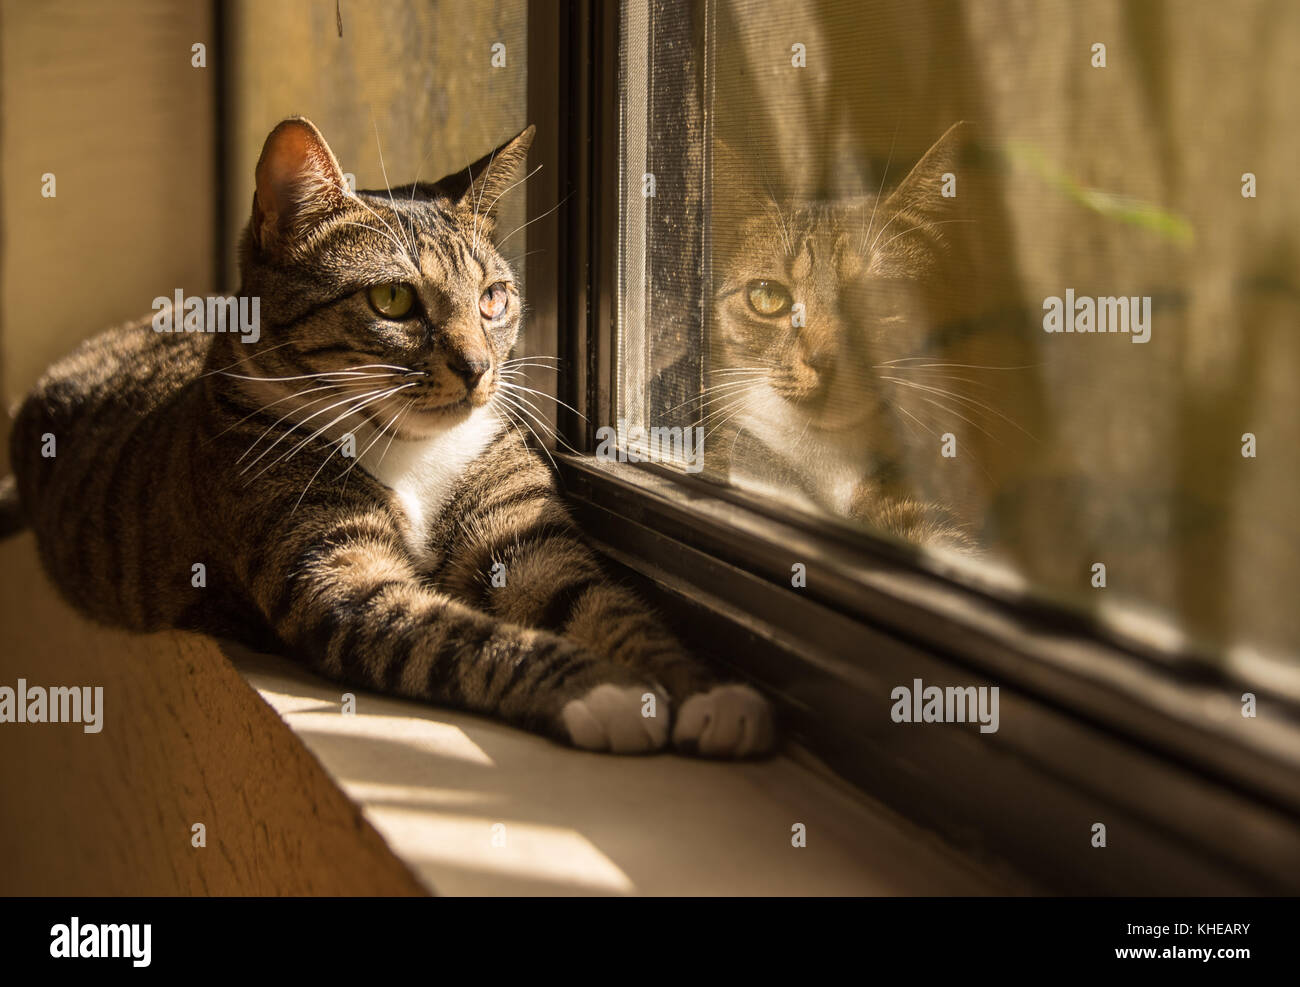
[562,684,670,753]
[672,684,774,757]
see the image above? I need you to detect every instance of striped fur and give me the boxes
[7,117,773,756]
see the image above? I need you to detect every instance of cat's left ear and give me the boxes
[882,121,972,220]
[438,125,536,222]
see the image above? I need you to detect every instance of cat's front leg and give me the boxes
[242,505,671,753]
[438,480,775,758]
[848,480,977,551]
[558,582,774,758]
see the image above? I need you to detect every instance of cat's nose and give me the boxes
[446,351,491,387]
[803,345,834,373]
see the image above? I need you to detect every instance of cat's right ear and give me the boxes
[251,117,350,253]
[882,121,972,221]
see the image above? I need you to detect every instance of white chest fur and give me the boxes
[348,407,502,561]
[734,389,865,515]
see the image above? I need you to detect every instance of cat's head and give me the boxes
[709,123,967,439]
[234,117,533,437]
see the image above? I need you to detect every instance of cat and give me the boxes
[3,117,773,757]
[695,123,980,550]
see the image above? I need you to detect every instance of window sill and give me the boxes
[223,643,1021,895]
[0,534,424,896]
[556,454,1300,894]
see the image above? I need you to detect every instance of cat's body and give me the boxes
[6,118,772,757]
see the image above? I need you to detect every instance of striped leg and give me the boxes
[246,506,670,753]
[435,465,775,757]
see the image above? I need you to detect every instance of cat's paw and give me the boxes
[561,684,670,754]
[672,683,774,757]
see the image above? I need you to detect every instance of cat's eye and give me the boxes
[367,283,416,319]
[480,282,510,321]
[746,279,793,317]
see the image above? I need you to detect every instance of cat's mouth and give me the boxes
[768,372,876,432]
[402,375,497,415]
[407,395,479,422]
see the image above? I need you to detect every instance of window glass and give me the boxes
[617,0,1300,682]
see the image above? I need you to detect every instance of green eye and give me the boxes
[367,283,415,319]
[746,279,793,317]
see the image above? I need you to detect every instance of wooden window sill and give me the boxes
[0,533,1020,895]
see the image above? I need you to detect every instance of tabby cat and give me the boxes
[700,123,977,549]
[4,117,773,757]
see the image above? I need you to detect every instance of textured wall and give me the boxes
[224,0,530,287]
[0,0,216,403]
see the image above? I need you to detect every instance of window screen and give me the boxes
[616,0,1300,686]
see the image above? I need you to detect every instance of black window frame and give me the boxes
[526,0,1300,893]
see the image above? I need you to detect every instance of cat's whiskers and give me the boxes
[501,356,562,369]
[407,142,437,206]
[490,396,574,475]
[291,438,348,514]
[496,391,563,436]
[249,382,419,484]
[703,392,760,443]
[468,144,501,255]
[286,382,419,460]
[752,157,794,256]
[502,248,546,267]
[866,216,975,259]
[898,399,997,485]
[502,355,562,365]
[330,403,406,488]
[494,390,583,463]
[688,383,764,433]
[496,192,574,250]
[876,358,1039,371]
[859,116,900,257]
[370,115,420,261]
[498,364,559,378]
[894,404,936,440]
[662,376,766,417]
[497,379,587,422]
[221,363,411,383]
[889,370,998,392]
[490,403,546,470]
[234,380,406,463]
[707,366,770,375]
[374,399,416,470]
[494,389,579,454]
[476,163,544,253]
[209,377,395,447]
[237,384,395,469]
[337,221,421,268]
[879,375,1037,440]
[199,339,299,379]
[891,386,1000,443]
[239,383,411,476]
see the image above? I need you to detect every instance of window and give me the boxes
[535,0,1300,892]
[610,0,1299,680]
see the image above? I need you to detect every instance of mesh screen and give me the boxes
[616,0,1300,684]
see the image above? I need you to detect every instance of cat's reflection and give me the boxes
[698,123,978,549]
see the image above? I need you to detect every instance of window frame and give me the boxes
[527,0,1300,893]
